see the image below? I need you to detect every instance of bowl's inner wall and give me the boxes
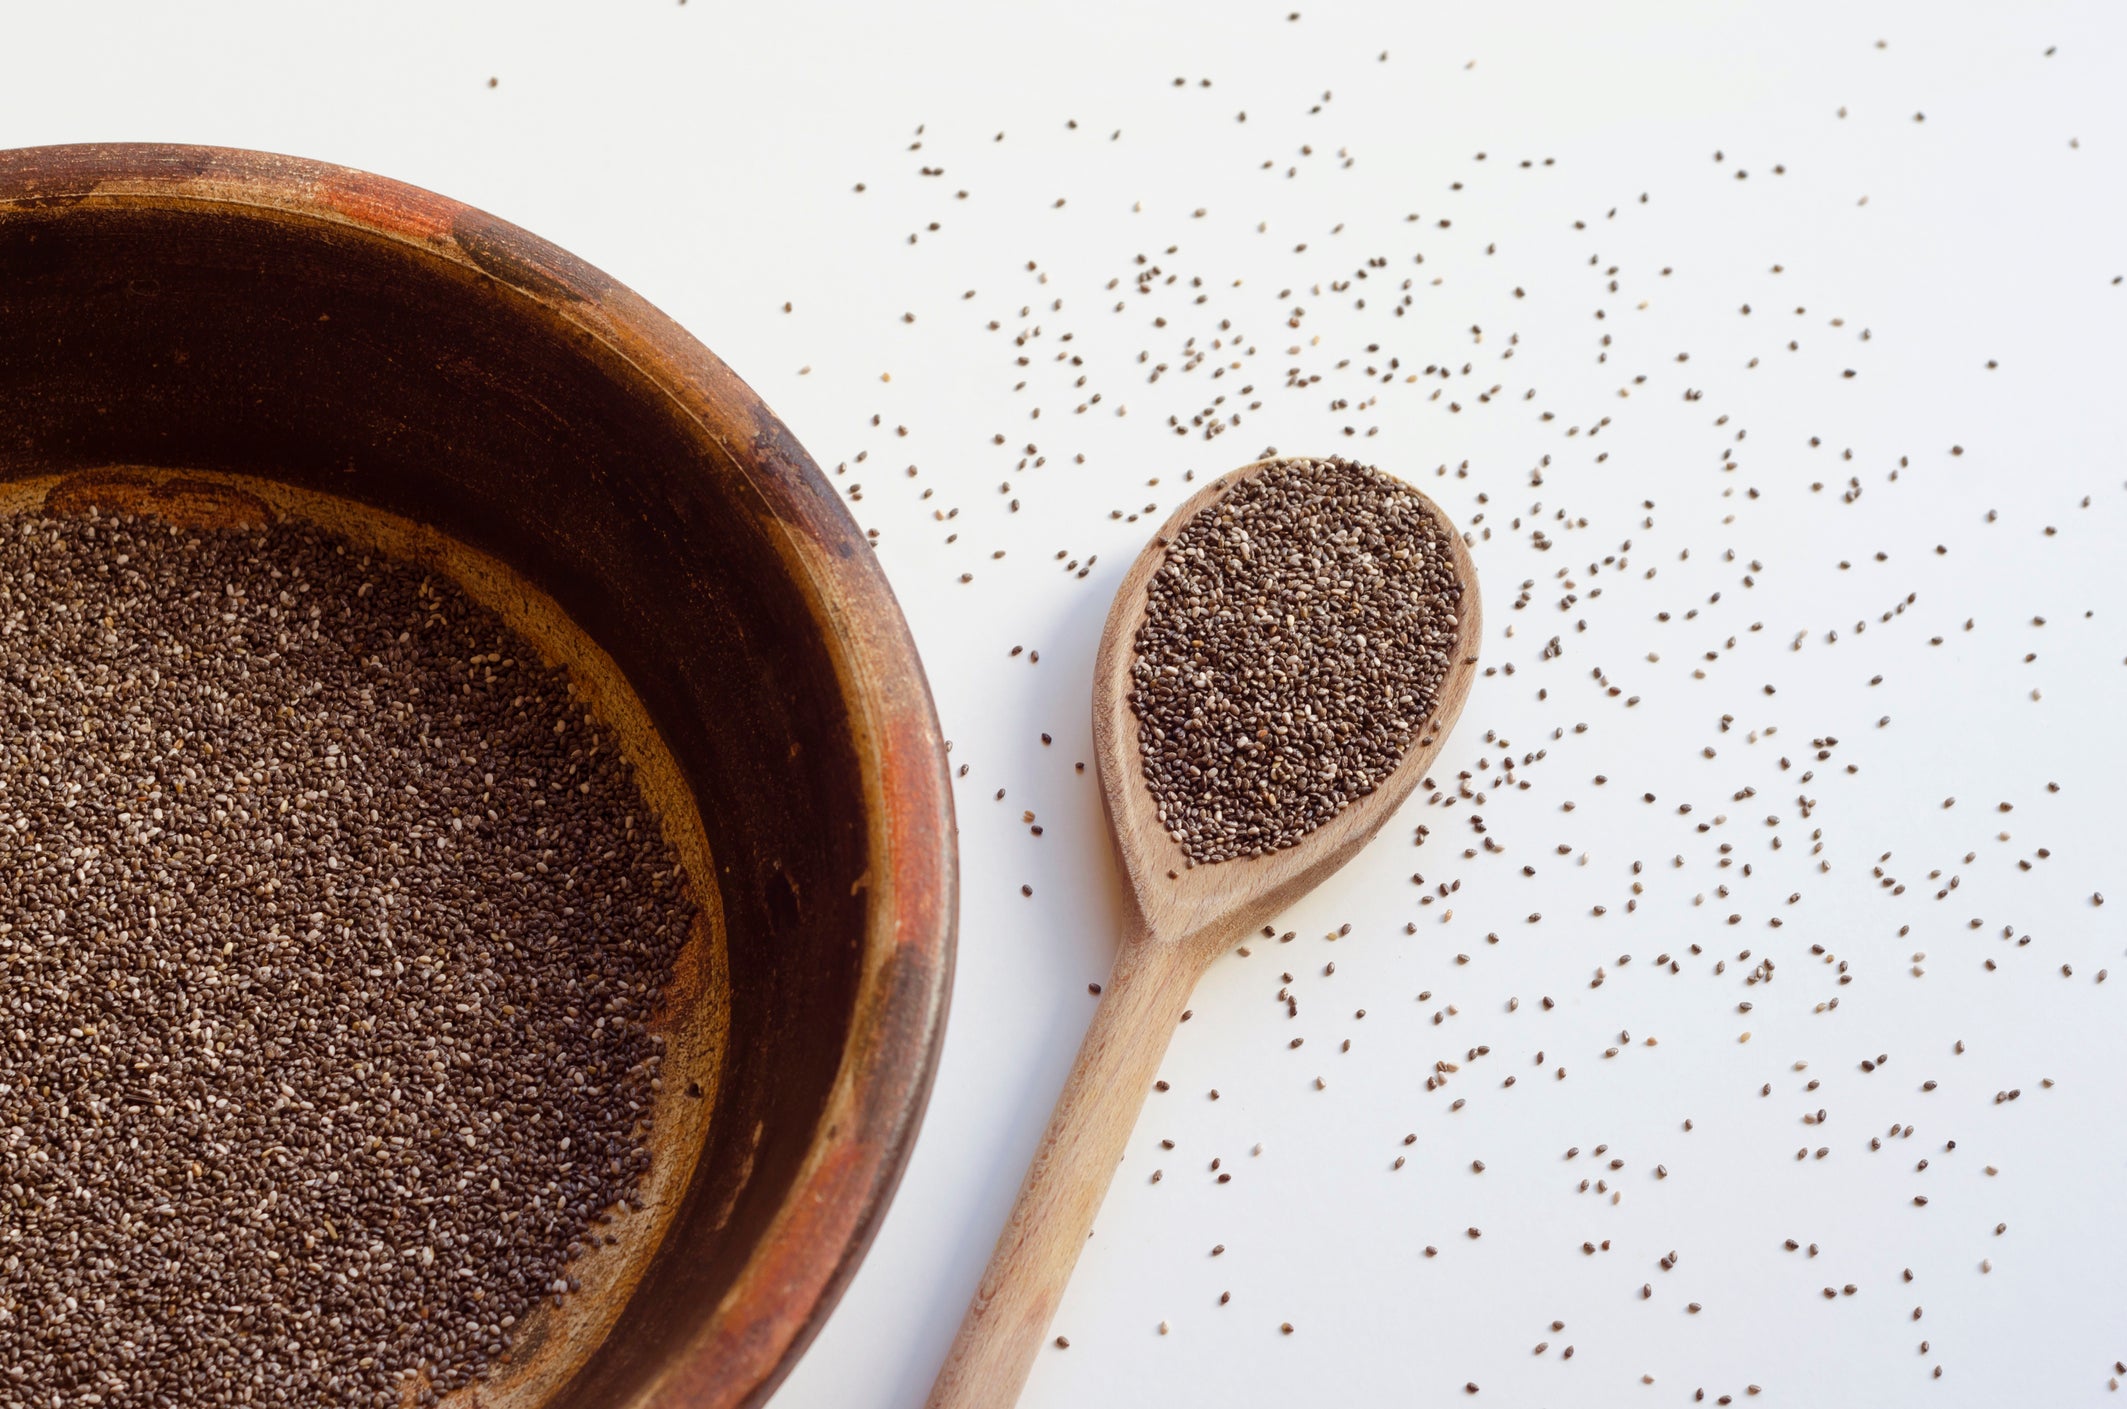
[0,200,865,1401]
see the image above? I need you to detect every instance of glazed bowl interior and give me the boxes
[0,145,953,1409]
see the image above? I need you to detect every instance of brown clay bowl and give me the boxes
[0,143,955,1408]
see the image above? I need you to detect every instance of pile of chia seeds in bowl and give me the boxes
[0,509,695,1406]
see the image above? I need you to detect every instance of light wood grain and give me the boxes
[927,459,1482,1409]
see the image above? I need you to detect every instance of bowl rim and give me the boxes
[0,141,957,1409]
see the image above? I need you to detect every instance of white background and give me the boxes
[6,3,2125,1405]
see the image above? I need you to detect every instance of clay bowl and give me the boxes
[0,144,955,1408]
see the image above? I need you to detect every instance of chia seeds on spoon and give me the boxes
[1129,456,1463,864]
[0,509,693,1406]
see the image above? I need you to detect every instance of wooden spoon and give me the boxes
[927,458,1483,1409]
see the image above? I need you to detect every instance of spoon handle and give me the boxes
[927,929,1199,1409]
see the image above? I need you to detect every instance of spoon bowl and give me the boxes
[1093,457,1485,963]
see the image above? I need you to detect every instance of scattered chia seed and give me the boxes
[798,19,2122,1400]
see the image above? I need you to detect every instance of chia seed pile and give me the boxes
[0,511,693,1405]
[1129,457,1462,864]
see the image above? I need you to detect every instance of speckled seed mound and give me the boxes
[1129,457,1462,864]
[0,511,694,1406]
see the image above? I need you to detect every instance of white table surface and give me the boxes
[8,3,2125,1404]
